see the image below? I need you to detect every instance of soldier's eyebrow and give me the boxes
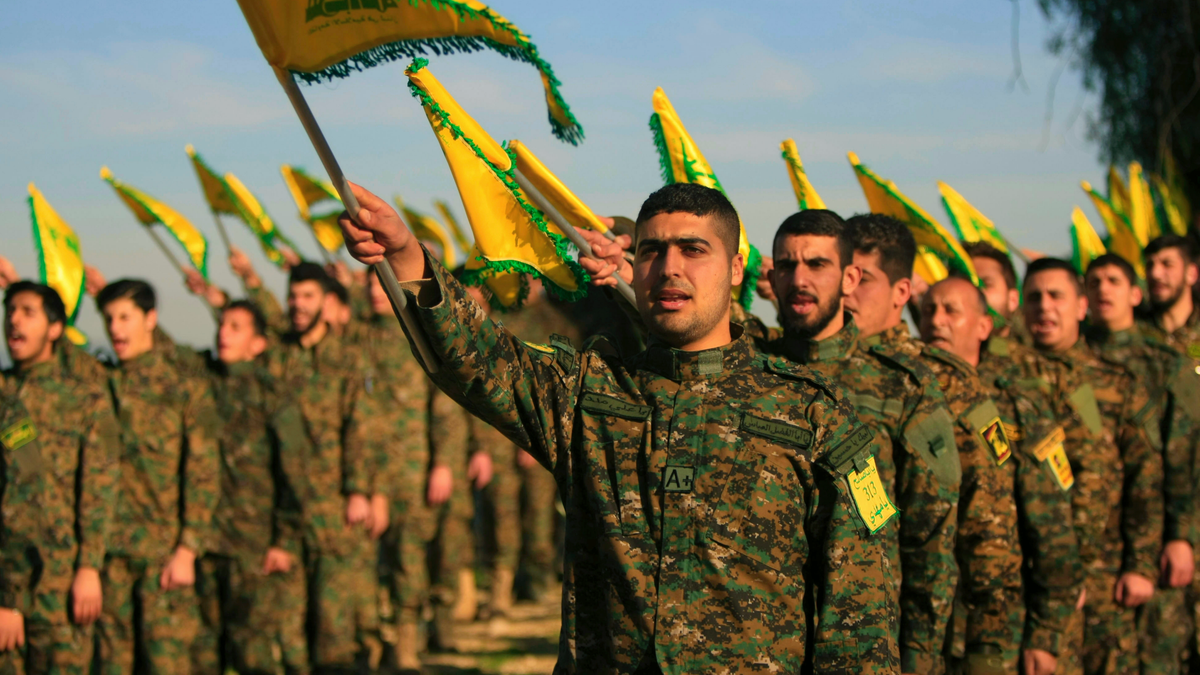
[636,235,712,252]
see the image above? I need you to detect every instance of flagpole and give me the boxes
[143,226,187,278]
[512,168,636,306]
[272,66,439,373]
[210,210,234,253]
[306,224,335,265]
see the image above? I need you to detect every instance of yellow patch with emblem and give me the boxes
[0,418,37,451]
[1031,427,1073,491]
[847,456,897,534]
[522,341,555,354]
[977,416,1012,466]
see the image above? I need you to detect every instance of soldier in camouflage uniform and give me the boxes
[923,276,1086,675]
[91,279,221,675]
[1084,254,1199,675]
[0,282,121,674]
[1141,235,1200,370]
[266,263,379,673]
[1023,258,1163,675]
[963,242,1032,346]
[341,182,900,673]
[839,215,1021,675]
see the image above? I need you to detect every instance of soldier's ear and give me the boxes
[1130,285,1144,308]
[841,263,863,295]
[1187,263,1199,286]
[47,321,64,343]
[145,308,159,332]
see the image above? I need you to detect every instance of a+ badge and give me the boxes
[663,465,695,493]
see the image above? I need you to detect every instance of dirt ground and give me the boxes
[422,587,562,675]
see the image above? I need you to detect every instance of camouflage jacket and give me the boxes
[1086,325,1199,545]
[266,330,368,556]
[1140,307,1200,372]
[107,337,221,560]
[1042,342,1162,581]
[205,357,309,561]
[397,256,900,674]
[0,359,121,606]
[976,337,1083,657]
[871,326,1022,667]
[762,316,959,674]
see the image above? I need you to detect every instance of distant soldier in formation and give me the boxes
[1141,235,1200,370]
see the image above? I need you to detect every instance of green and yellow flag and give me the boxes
[281,164,344,252]
[1127,162,1161,244]
[186,145,240,215]
[1069,207,1107,276]
[235,0,582,144]
[938,181,1012,256]
[406,58,586,302]
[100,167,210,279]
[1152,173,1190,236]
[464,244,526,311]
[224,172,301,268]
[848,152,979,285]
[394,196,459,268]
[509,139,610,235]
[1081,180,1145,279]
[27,183,88,346]
[780,139,826,210]
[649,86,762,308]
[1107,165,1131,221]
[1160,150,1193,230]
[434,199,473,254]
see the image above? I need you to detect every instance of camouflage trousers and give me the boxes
[1137,583,1190,675]
[191,554,309,675]
[97,554,201,675]
[1058,572,1139,675]
[306,536,380,669]
[429,465,474,607]
[519,461,559,581]
[379,495,438,627]
[0,549,94,675]
[481,448,520,572]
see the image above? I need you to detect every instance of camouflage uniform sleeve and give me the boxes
[1121,381,1165,581]
[429,384,468,469]
[1163,360,1199,544]
[896,383,962,673]
[397,250,582,473]
[246,284,289,336]
[1006,381,1083,656]
[75,376,122,570]
[267,388,310,557]
[340,353,369,496]
[180,375,221,556]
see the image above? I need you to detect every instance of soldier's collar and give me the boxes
[643,325,756,381]
[1086,323,1139,347]
[862,323,911,350]
[791,314,858,364]
[14,358,56,381]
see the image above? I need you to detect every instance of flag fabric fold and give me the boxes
[1127,162,1161,244]
[1152,173,1190,237]
[224,172,300,268]
[234,0,583,144]
[1081,180,1145,279]
[509,139,610,235]
[938,181,1012,257]
[1107,165,1131,222]
[464,244,527,311]
[847,152,978,285]
[186,145,240,215]
[1161,150,1193,230]
[649,86,762,308]
[281,164,345,252]
[780,139,826,210]
[100,166,210,278]
[1069,207,1107,276]
[434,199,473,254]
[394,196,459,268]
[27,183,88,345]
[405,57,587,302]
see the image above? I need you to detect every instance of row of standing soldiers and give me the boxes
[0,243,599,674]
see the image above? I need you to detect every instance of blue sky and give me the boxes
[1,0,1105,356]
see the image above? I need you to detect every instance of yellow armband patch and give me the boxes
[522,340,555,354]
[0,418,36,451]
[1031,427,1073,491]
[847,456,897,534]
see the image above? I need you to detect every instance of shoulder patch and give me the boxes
[580,391,651,421]
[965,399,1011,466]
[922,345,972,377]
[1029,427,1074,491]
[0,418,36,451]
[741,413,813,449]
[1068,384,1104,437]
[764,358,841,402]
[823,425,876,476]
[904,406,962,487]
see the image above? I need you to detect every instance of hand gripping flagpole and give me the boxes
[511,168,636,307]
[273,67,440,373]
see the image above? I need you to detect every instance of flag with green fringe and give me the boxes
[649,86,762,309]
[100,166,210,279]
[434,199,473,254]
[1151,173,1190,236]
[187,145,295,267]
[27,183,89,346]
[224,172,302,268]
[1127,162,1161,244]
[1081,180,1145,279]
[187,145,240,215]
[509,139,611,235]
[281,164,345,252]
[847,152,979,286]
[780,139,826,210]
[1107,165,1131,222]
[464,244,527,311]
[938,181,1013,257]
[394,195,459,268]
[235,0,582,145]
[406,58,587,303]
[1069,206,1107,276]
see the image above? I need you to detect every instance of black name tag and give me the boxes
[741,414,813,448]
[663,465,695,493]
[581,392,651,421]
[825,425,874,475]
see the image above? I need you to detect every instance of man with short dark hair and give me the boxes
[1140,235,1200,370]
[0,281,121,674]
[1084,253,1199,675]
[343,181,899,673]
[92,278,221,674]
[963,242,1029,344]
[921,275,1084,675]
[1023,258,1162,673]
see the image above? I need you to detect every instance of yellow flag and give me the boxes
[1081,180,1145,279]
[937,182,1011,254]
[394,196,459,268]
[235,0,582,144]
[1151,173,1190,237]
[434,199,473,254]
[186,145,239,215]
[224,172,300,268]
[1162,150,1192,228]
[27,183,86,338]
[406,58,586,301]
[281,165,344,252]
[464,245,526,310]
[649,86,762,308]
[509,139,609,234]
[1069,207,1107,275]
[1127,162,1160,244]
[100,167,210,278]
[780,139,826,210]
[1107,165,1131,220]
[848,153,979,285]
